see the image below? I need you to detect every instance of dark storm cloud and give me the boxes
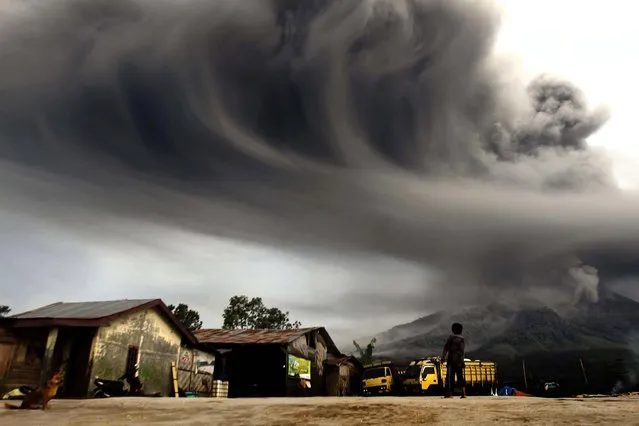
[0,0,637,311]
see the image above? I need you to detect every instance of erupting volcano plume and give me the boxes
[0,0,637,309]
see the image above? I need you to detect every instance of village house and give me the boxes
[195,327,361,398]
[0,299,216,397]
[324,355,362,396]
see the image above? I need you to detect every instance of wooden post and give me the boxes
[39,327,59,386]
[284,350,289,397]
[84,331,98,397]
[135,336,144,378]
[579,358,589,386]
[171,361,179,398]
[521,359,528,389]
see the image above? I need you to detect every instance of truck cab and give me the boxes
[403,359,440,394]
[361,361,399,396]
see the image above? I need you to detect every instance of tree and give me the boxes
[0,305,10,317]
[168,303,203,331]
[222,295,301,330]
[353,338,377,365]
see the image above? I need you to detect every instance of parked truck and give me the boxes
[402,357,497,396]
[361,361,402,396]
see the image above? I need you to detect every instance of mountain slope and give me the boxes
[368,291,639,362]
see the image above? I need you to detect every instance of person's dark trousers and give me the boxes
[445,363,466,397]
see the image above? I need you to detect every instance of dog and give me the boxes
[4,370,63,410]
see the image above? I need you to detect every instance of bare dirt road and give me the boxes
[2,396,638,425]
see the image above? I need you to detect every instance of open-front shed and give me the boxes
[195,327,346,398]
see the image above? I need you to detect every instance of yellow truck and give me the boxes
[402,357,497,395]
[361,361,401,396]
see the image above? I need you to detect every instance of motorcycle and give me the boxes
[1,385,36,400]
[92,364,144,398]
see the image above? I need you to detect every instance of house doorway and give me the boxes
[126,345,139,376]
[54,327,98,398]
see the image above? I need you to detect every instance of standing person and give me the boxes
[442,322,466,398]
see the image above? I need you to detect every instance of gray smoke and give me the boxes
[569,263,600,303]
[0,0,637,308]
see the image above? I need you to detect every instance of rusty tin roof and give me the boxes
[12,299,157,319]
[194,327,321,345]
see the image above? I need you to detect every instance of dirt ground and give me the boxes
[2,396,638,425]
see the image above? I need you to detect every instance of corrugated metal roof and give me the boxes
[194,327,321,345]
[12,299,157,319]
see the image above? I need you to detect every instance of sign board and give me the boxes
[287,354,311,381]
[195,351,215,376]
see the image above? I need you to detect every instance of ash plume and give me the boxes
[0,0,637,308]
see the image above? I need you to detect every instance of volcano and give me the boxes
[358,291,639,393]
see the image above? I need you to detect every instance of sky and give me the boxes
[1,0,637,348]
[495,0,639,190]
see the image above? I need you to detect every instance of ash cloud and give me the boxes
[0,0,637,309]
